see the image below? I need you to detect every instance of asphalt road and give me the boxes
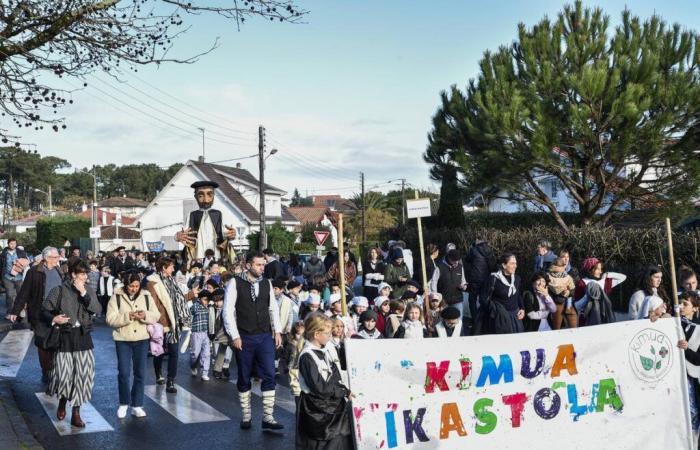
[1,322,298,450]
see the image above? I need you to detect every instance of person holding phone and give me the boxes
[107,271,160,419]
[41,260,101,428]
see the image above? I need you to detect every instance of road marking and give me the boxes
[144,384,229,424]
[0,329,33,377]
[35,393,114,436]
[230,380,296,414]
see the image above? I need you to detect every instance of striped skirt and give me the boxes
[47,350,95,406]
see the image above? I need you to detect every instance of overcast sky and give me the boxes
[18,0,699,197]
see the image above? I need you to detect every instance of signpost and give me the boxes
[408,194,432,325]
[89,226,101,239]
[314,230,331,257]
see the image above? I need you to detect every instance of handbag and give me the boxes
[41,288,65,351]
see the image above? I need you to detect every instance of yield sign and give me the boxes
[314,231,330,246]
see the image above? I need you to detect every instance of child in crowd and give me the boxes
[286,321,306,407]
[677,291,700,441]
[212,288,231,380]
[187,263,204,291]
[87,260,100,296]
[97,265,115,316]
[405,279,423,305]
[383,300,406,338]
[374,282,392,306]
[302,294,322,321]
[433,306,464,338]
[426,292,444,334]
[190,290,212,381]
[349,296,369,332]
[355,310,382,339]
[374,296,391,334]
[330,317,347,370]
[205,278,219,293]
[547,257,577,329]
[296,314,353,449]
[400,303,428,339]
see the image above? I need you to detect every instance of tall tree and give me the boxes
[0,1,307,144]
[290,188,312,206]
[425,1,700,231]
[436,164,465,229]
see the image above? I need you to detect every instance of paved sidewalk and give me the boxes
[0,381,43,449]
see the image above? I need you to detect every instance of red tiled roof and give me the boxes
[98,197,149,208]
[287,207,326,225]
[80,209,137,226]
[100,225,141,239]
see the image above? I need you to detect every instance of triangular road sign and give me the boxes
[314,230,330,246]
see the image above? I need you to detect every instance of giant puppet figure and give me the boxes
[175,181,237,264]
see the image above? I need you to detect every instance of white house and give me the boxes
[98,196,149,217]
[138,159,299,251]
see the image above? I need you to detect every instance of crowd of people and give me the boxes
[3,236,700,448]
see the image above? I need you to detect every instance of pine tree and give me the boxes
[425,1,700,231]
[437,165,465,228]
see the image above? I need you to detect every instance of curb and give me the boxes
[0,381,43,450]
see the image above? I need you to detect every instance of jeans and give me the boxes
[189,332,211,372]
[234,333,276,392]
[153,342,179,379]
[3,278,22,313]
[116,340,149,407]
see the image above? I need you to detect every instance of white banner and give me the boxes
[345,318,693,450]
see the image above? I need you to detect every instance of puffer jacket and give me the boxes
[106,287,161,341]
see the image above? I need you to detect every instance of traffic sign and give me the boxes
[89,226,101,238]
[313,230,330,246]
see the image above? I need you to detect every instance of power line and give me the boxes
[90,74,256,144]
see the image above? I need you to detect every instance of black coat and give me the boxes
[110,256,135,277]
[464,242,496,288]
[189,209,225,245]
[12,263,48,325]
[264,259,286,280]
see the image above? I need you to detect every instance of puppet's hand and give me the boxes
[176,228,196,245]
[224,225,237,240]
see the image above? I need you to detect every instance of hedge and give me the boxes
[381,225,700,311]
[36,215,91,250]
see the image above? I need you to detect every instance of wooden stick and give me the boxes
[338,213,348,316]
[415,191,431,325]
[666,217,680,308]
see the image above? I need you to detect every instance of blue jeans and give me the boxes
[116,339,149,407]
[234,333,276,392]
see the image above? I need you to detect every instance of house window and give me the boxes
[550,180,558,198]
[325,199,336,208]
[236,227,245,240]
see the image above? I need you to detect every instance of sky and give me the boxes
[17,0,700,198]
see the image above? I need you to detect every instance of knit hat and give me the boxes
[377,282,392,293]
[440,306,461,320]
[374,296,390,309]
[352,296,369,308]
[389,247,404,261]
[329,293,342,305]
[581,257,600,275]
[646,296,665,312]
[360,309,378,323]
[429,292,443,301]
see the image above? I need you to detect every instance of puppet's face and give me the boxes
[195,187,215,209]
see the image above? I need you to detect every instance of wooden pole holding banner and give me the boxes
[414,192,431,327]
[338,213,348,316]
[666,217,694,450]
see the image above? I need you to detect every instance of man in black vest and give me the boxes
[223,251,283,430]
[430,248,468,318]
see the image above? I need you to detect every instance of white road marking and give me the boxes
[35,393,114,436]
[0,329,33,377]
[144,384,229,424]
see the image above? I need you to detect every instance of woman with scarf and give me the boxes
[362,247,385,300]
[628,266,666,320]
[547,258,577,329]
[42,260,101,428]
[474,253,524,335]
[326,250,357,288]
[147,256,195,394]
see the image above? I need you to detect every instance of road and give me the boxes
[0,322,298,450]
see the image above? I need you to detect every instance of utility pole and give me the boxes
[360,172,366,243]
[258,125,267,250]
[48,185,53,216]
[401,178,406,226]
[198,127,205,161]
[92,166,98,252]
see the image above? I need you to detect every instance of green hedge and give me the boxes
[247,222,296,255]
[36,215,91,250]
[381,224,700,311]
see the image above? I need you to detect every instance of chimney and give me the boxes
[198,155,205,163]
[235,163,241,168]
[81,203,87,213]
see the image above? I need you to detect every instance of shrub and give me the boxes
[36,215,90,250]
[247,221,296,255]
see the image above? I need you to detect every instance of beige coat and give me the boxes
[106,287,161,342]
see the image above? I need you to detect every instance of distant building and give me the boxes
[138,159,299,251]
[309,195,354,211]
[98,196,149,217]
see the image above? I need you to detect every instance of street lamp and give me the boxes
[34,186,53,216]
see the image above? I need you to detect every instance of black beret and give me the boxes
[440,306,461,320]
[401,290,417,301]
[191,180,220,190]
[272,278,287,289]
[360,309,378,323]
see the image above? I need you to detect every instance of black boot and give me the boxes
[166,378,177,394]
[222,368,230,379]
[155,368,165,385]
